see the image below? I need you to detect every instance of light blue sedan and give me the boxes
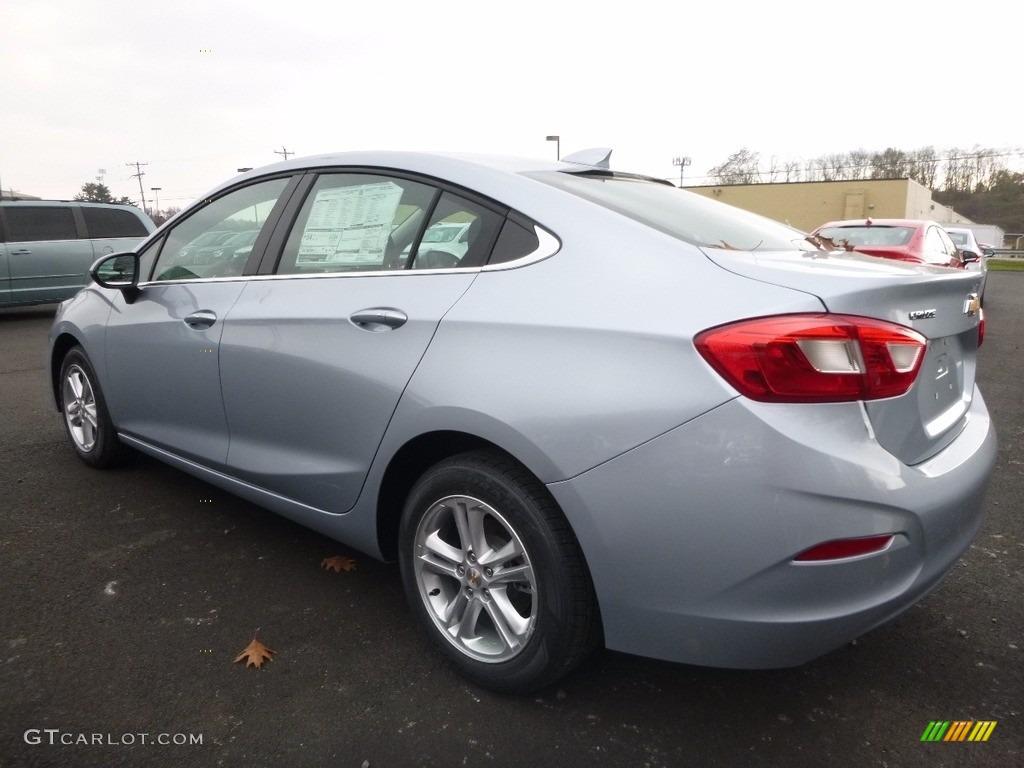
[47,150,996,693]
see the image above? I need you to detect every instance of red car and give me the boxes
[810,219,965,268]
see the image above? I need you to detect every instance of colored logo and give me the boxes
[921,721,996,742]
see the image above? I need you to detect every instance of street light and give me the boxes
[672,156,692,187]
[150,187,161,217]
[546,135,560,161]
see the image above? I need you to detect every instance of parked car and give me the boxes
[0,201,154,307]
[810,219,964,268]
[944,226,991,300]
[48,151,995,693]
[175,229,236,262]
[208,229,260,262]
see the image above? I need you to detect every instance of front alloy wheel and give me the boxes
[399,450,599,693]
[58,346,124,468]
[63,363,98,452]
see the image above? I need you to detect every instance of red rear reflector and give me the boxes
[695,314,926,403]
[794,535,894,562]
[978,308,985,346]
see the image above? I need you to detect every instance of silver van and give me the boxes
[0,201,155,307]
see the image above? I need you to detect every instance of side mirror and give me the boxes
[983,248,995,257]
[90,252,141,303]
[959,249,979,264]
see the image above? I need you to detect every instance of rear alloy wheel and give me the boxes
[59,346,124,468]
[399,450,599,693]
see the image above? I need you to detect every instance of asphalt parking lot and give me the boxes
[1,276,1021,768]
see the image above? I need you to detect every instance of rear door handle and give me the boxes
[350,308,408,331]
[10,249,31,255]
[184,310,218,329]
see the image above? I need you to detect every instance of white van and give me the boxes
[0,201,155,307]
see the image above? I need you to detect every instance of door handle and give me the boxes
[350,308,408,331]
[184,310,218,329]
[10,249,31,255]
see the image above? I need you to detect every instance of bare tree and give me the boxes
[847,149,872,180]
[942,148,973,192]
[708,148,762,185]
[870,148,909,179]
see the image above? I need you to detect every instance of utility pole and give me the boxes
[126,161,149,210]
[274,146,293,161]
[672,156,692,187]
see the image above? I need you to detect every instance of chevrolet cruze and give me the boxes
[48,150,996,693]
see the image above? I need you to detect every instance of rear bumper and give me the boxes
[547,389,997,668]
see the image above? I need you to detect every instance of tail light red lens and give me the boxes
[695,314,926,403]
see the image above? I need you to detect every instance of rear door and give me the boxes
[79,205,154,260]
[218,172,504,512]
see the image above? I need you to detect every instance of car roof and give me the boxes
[225,151,564,187]
[201,150,659,226]
[816,219,936,230]
[0,200,144,211]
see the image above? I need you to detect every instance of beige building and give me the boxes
[685,178,970,233]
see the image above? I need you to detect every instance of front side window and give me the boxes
[151,177,289,281]
[3,206,78,242]
[923,226,956,264]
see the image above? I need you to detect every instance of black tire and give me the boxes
[58,346,125,468]
[398,450,600,693]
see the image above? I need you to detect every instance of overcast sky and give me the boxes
[3,0,1020,210]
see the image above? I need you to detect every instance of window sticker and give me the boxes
[297,182,403,265]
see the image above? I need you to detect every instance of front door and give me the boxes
[100,177,294,467]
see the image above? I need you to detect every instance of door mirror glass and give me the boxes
[91,252,138,287]
[90,252,141,302]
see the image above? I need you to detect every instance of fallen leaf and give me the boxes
[235,633,275,669]
[322,555,357,573]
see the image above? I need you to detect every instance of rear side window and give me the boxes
[3,206,78,242]
[81,207,150,238]
[489,216,541,265]
[409,191,503,269]
[277,174,438,274]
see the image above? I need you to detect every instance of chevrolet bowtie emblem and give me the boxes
[963,293,981,317]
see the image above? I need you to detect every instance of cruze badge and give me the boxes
[963,293,981,317]
[909,309,936,320]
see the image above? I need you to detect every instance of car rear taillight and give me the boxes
[978,308,985,346]
[793,534,894,562]
[695,314,926,403]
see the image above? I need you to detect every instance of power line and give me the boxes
[274,146,293,161]
[125,161,149,210]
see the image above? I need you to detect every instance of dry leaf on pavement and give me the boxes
[321,555,357,573]
[234,633,275,669]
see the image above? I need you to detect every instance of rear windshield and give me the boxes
[527,171,812,252]
[816,225,914,248]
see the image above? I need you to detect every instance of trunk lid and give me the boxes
[702,247,985,465]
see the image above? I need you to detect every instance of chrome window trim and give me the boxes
[135,226,561,287]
